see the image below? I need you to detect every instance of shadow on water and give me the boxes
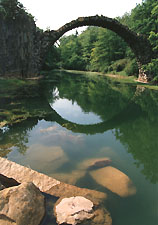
[40,193,59,225]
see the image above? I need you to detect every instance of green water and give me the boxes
[0,70,158,225]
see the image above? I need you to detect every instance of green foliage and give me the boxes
[124,59,139,76]
[119,0,158,78]
[107,59,128,73]
[43,0,158,79]
[143,59,158,81]
[142,31,158,81]
[44,45,61,70]
[125,0,158,35]
[90,29,127,73]
[57,25,139,76]
[149,31,158,56]
[60,34,86,70]
[79,27,99,70]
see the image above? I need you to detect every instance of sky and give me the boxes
[20,0,143,31]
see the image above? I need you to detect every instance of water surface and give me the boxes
[0,70,158,225]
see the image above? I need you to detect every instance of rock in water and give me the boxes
[0,181,5,190]
[77,157,111,170]
[90,166,136,197]
[0,182,45,225]
[55,196,94,225]
[51,169,86,185]
[87,159,112,170]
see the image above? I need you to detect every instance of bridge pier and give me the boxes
[138,69,148,82]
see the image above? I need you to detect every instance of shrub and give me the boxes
[124,59,138,76]
[111,59,128,72]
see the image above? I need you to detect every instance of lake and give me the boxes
[0,70,158,225]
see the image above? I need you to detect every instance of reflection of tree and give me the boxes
[114,88,158,184]
[47,71,158,183]
[1,71,158,183]
[45,102,143,135]
[0,80,54,157]
[51,71,136,121]
[0,143,12,157]
[115,117,158,184]
[0,95,58,156]
[134,86,158,121]
[0,118,38,156]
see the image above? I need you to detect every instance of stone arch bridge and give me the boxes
[42,15,153,82]
[0,14,153,81]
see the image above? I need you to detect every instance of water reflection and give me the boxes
[51,97,102,124]
[0,70,158,185]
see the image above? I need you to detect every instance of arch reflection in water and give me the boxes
[0,70,158,225]
[50,94,102,125]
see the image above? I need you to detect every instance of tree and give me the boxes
[79,27,99,70]
[60,34,86,70]
[49,0,157,78]
[128,0,158,35]
[43,45,61,70]
[0,0,25,18]
[90,28,127,72]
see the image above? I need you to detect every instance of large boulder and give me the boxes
[0,157,60,192]
[0,182,45,225]
[26,144,69,173]
[0,157,107,204]
[55,196,94,225]
[0,214,16,225]
[90,166,136,197]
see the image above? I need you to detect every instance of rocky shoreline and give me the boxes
[0,157,112,225]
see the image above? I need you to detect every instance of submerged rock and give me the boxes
[77,157,111,171]
[0,157,112,224]
[90,166,136,197]
[27,144,68,173]
[0,156,108,205]
[52,169,86,185]
[92,208,112,225]
[0,182,45,225]
[87,159,112,170]
[0,181,5,190]
[0,157,60,192]
[55,196,94,225]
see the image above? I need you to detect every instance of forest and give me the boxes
[45,0,158,81]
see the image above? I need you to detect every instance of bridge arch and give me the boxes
[43,101,142,135]
[43,15,153,82]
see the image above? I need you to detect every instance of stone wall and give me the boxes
[0,13,43,78]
